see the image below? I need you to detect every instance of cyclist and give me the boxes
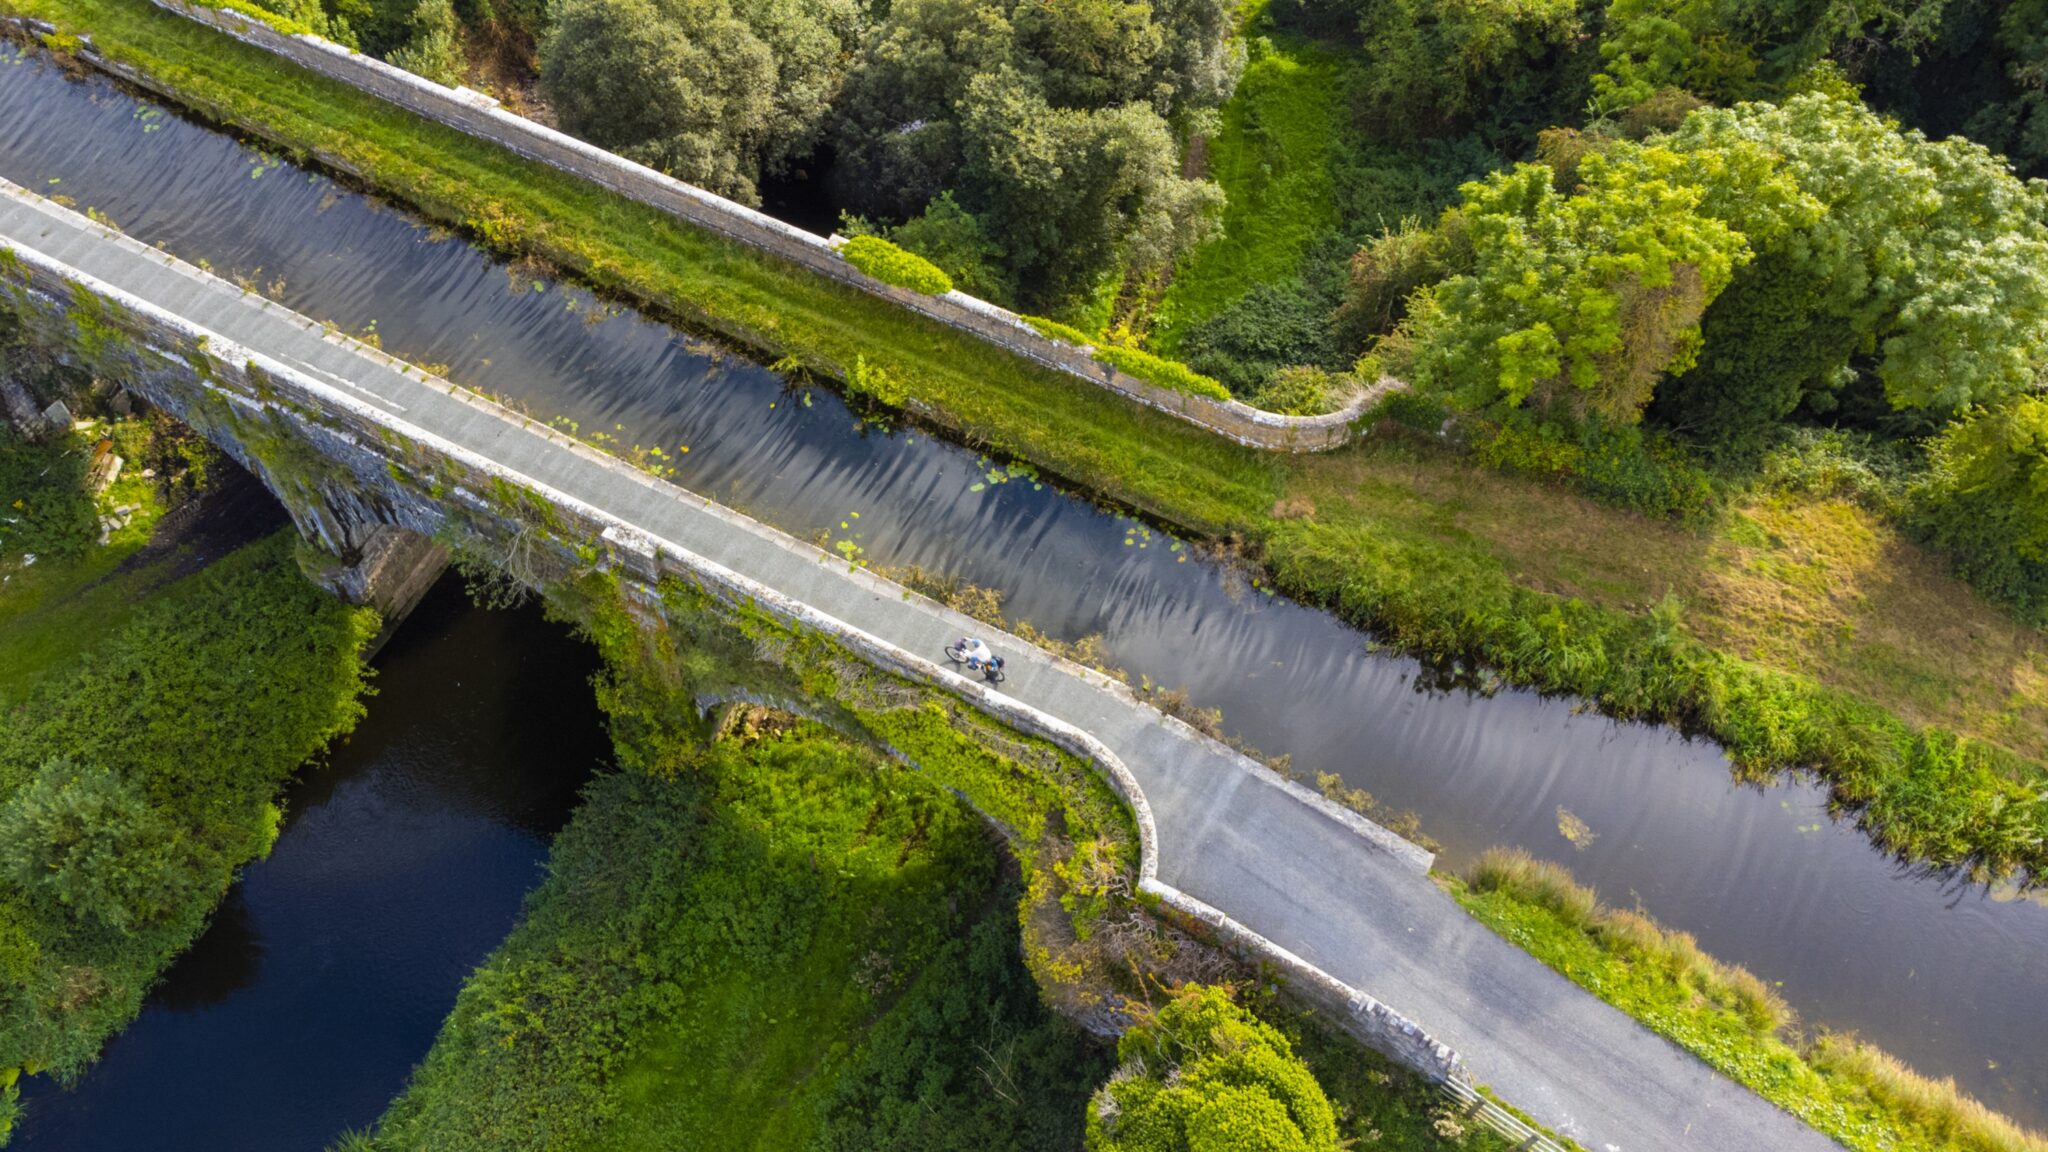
[956,636,993,671]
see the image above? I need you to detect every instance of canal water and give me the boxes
[2,42,2043,1129]
[10,575,608,1149]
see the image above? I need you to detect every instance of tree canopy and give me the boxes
[539,0,854,203]
[1085,986,1340,1152]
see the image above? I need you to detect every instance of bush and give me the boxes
[839,235,955,296]
[1178,280,1340,396]
[1471,418,1717,521]
[1911,396,2048,622]
[1021,314,1098,346]
[1247,366,1343,417]
[1091,344,1232,402]
[1086,985,1340,1152]
[0,758,207,935]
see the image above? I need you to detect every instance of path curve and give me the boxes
[0,181,1837,1152]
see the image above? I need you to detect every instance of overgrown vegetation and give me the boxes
[367,717,1108,1150]
[840,235,954,296]
[1086,984,1338,1151]
[0,530,374,1095]
[1451,849,2048,1152]
[14,0,2048,885]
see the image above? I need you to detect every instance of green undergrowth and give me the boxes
[1014,315,1232,402]
[0,418,164,697]
[367,717,1107,1151]
[16,0,2048,880]
[0,529,374,1107]
[1448,849,2048,1152]
[1148,24,1354,348]
[839,235,953,296]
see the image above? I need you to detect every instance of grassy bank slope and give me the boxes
[365,719,1108,1151]
[12,0,2047,879]
[0,524,374,1130]
[1449,850,2048,1152]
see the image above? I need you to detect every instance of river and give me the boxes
[2,40,2041,1131]
[10,573,608,1149]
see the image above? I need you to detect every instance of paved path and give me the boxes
[1,183,1837,1152]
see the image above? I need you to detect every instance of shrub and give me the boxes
[0,757,207,935]
[1247,366,1343,417]
[1086,985,1340,1152]
[1178,279,1340,396]
[1021,314,1099,346]
[840,235,954,296]
[1910,396,2048,623]
[1091,344,1231,402]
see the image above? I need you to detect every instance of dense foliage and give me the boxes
[46,0,2048,888]
[1085,985,1339,1152]
[1911,395,2048,621]
[370,719,1107,1150]
[840,234,955,295]
[0,531,374,1084]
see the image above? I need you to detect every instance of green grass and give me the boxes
[1148,26,1352,348]
[0,418,171,699]
[1448,849,2048,1152]
[17,0,2048,880]
[0,529,374,1091]
[367,717,1109,1152]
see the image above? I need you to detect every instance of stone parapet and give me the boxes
[1,182,1463,1088]
[141,0,1387,451]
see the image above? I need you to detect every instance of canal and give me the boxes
[2,39,2042,1136]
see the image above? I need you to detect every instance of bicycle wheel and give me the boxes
[985,667,1006,684]
[945,642,969,664]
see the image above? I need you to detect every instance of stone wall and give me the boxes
[142,0,1382,452]
[1,225,1465,1087]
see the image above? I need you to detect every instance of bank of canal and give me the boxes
[10,576,607,1149]
[1,42,2041,1127]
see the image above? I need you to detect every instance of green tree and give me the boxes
[955,69,1222,302]
[827,0,1018,220]
[0,758,206,936]
[1350,0,1585,139]
[1385,149,1752,424]
[1659,92,2048,440]
[1911,395,2048,620]
[1085,985,1340,1152]
[539,0,853,203]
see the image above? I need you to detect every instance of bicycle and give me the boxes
[944,641,1007,683]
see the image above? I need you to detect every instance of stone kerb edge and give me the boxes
[144,0,1378,452]
[0,206,1462,1086]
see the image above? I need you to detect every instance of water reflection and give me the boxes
[12,577,609,1150]
[0,45,2041,1127]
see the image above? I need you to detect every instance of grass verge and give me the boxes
[10,0,2048,879]
[1448,848,2048,1152]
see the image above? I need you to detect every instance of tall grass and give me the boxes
[1457,849,2048,1152]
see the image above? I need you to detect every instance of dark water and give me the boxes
[2,45,2044,1125]
[11,575,609,1150]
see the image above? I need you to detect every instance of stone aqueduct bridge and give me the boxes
[0,181,1835,1152]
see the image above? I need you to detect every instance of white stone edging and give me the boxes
[126,0,1391,451]
[0,184,1459,1083]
